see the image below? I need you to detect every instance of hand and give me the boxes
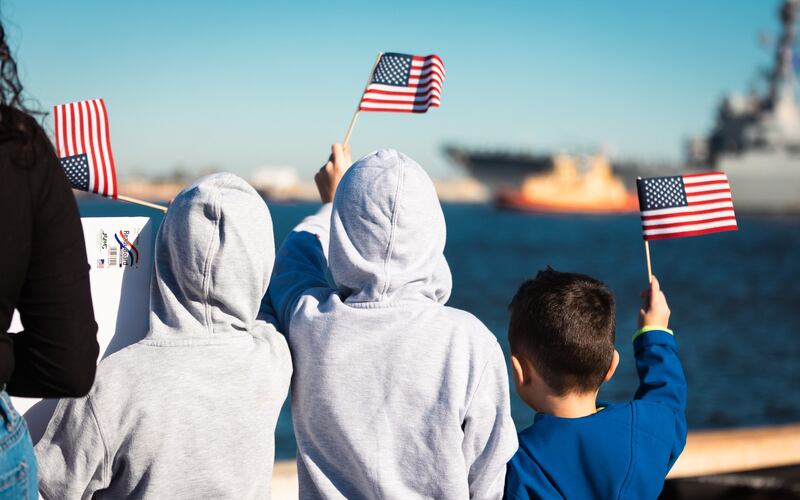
[638,276,671,330]
[314,143,352,203]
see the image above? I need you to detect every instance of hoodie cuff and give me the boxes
[316,202,333,220]
[632,326,675,345]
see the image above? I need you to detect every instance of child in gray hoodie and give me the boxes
[35,173,293,499]
[268,145,518,499]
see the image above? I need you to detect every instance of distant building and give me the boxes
[250,167,301,192]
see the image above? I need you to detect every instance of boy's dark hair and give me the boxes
[508,267,616,395]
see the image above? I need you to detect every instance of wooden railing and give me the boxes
[668,424,800,478]
[270,424,800,496]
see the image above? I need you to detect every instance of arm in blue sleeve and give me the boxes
[633,328,688,465]
[267,204,333,332]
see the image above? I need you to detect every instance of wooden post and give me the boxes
[343,52,384,145]
[668,424,800,479]
[116,194,168,212]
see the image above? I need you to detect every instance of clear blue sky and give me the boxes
[1,1,780,178]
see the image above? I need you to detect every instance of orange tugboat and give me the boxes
[495,153,639,214]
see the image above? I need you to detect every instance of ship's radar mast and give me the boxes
[768,0,798,109]
[686,0,800,167]
[684,0,800,213]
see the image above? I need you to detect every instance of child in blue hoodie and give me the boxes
[504,268,687,499]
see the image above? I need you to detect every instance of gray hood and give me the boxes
[267,149,516,498]
[36,172,293,499]
[329,149,451,304]
[148,173,275,338]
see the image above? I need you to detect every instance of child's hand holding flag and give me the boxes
[636,172,737,282]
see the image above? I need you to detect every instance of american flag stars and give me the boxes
[373,54,413,87]
[358,53,445,113]
[641,177,687,210]
[61,154,91,191]
[637,172,737,241]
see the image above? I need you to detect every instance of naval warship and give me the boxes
[443,144,669,193]
[447,0,800,213]
[686,0,800,213]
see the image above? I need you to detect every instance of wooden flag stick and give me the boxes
[636,176,653,283]
[343,52,384,145]
[342,111,361,146]
[116,194,168,212]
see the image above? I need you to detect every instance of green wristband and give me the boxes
[633,325,674,342]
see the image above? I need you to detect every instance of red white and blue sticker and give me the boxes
[94,227,141,269]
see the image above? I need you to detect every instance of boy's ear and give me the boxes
[510,354,529,387]
[603,349,620,383]
[512,353,538,387]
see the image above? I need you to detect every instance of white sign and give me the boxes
[10,217,155,443]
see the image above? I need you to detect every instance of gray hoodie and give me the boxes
[269,149,517,499]
[35,173,292,499]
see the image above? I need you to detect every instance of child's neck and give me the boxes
[536,390,600,419]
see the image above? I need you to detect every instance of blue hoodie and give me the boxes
[505,329,687,500]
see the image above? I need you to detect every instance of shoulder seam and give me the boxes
[463,356,491,418]
[462,324,499,417]
[617,403,636,499]
[631,401,685,445]
[86,395,111,486]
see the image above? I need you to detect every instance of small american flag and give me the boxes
[637,172,737,241]
[359,53,444,113]
[54,98,118,198]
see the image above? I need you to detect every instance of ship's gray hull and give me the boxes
[720,151,800,213]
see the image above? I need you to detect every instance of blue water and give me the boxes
[80,198,800,459]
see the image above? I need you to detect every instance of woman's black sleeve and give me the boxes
[6,132,99,397]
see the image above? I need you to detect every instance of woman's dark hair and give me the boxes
[0,20,24,110]
[0,14,46,163]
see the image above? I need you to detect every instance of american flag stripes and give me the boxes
[637,172,737,241]
[54,98,118,198]
[359,53,444,113]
